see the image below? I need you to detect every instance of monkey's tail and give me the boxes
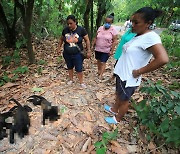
[27,95,45,106]
[9,98,22,107]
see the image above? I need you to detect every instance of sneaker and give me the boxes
[67,80,73,85]
[105,116,119,124]
[80,83,87,88]
[104,104,118,115]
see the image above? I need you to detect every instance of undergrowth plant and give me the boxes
[0,66,29,86]
[94,128,118,154]
[133,80,180,147]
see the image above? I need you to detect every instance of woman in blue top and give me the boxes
[114,28,136,60]
[107,26,136,82]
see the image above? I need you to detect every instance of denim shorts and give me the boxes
[63,52,83,72]
[95,51,110,62]
[116,75,137,101]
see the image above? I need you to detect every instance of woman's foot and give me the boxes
[67,80,73,85]
[104,116,119,124]
[80,83,87,88]
[104,104,118,115]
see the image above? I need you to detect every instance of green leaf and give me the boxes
[60,106,67,113]
[102,128,118,140]
[175,106,180,115]
[94,141,103,148]
[160,118,169,132]
[172,118,180,127]
[161,106,167,113]
[96,147,107,154]
[156,108,161,115]
[171,91,179,98]
[31,87,44,92]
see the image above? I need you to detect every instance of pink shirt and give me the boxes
[95,26,118,53]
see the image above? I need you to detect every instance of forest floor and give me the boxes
[0,32,179,154]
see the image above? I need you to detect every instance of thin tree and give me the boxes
[15,0,35,64]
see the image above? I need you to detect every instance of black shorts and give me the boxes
[116,75,137,101]
[95,51,110,62]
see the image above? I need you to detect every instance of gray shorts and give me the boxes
[116,75,137,101]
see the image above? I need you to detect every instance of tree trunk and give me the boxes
[90,0,93,41]
[0,3,16,47]
[15,0,35,64]
[83,0,91,37]
[96,0,107,30]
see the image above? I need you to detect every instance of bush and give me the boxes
[133,80,180,147]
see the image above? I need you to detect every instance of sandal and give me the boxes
[104,104,118,115]
[67,80,73,85]
[80,83,87,88]
[104,116,119,124]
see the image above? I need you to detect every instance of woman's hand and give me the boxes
[86,50,91,59]
[132,69,141,78]
[109,50,113,56]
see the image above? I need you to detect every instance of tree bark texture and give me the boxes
[0,2,16,47]
[15,0,35,64]
[96,0,107,30]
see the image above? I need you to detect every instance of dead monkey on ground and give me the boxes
[9,98,32,144]
[27,95,60,125]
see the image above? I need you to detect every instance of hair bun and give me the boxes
[154,9,163,18]
[110,13,114,17]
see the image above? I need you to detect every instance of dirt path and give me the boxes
[0,37,178,154]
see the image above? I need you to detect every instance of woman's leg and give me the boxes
[63,53,74,81]
[99,62,106,79]
[106,75,136,123]
[111,94,129,122]
[74,53,84,84]
[77,72,83,84]
[68,69,74,81]
[99,53,109,79]
[97,60,101,75]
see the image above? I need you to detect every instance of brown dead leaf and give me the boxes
[2,82,18,89]
[44,149,51,154]
[81,137,92,152]
[111,145,128,154]
[77,121,93,135]
[86,145,95,154]
[96,92,103,101]
[84,111,92,121]
[0,91,6,99]
[137,96,144,102]
[126,145,137,153]
[148,142,156,152]
[110,140,121,148]
[62,145,72,154]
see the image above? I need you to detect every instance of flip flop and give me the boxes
[104,116,119,124]
[104,104,118,115]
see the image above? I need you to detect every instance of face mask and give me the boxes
[104,23,111,29]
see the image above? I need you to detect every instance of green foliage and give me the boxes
[37,66,43,75]
[38,59,47,65]
[1,39,27,66]
[12,66,29,74]
[161,30,180,79]
[57,56,63,63]
[1,56,12,66]
[12,50,20,65]
[31,87,44,92]
[94,128,118,154]
[161,30,180,55]
[133,80,180,147]
[0,66,29,87]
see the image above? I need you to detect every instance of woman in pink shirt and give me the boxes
[92,13,118,79]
